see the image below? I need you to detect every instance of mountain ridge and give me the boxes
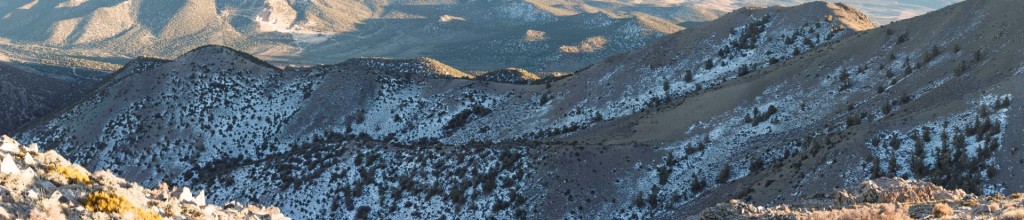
[15,2,878,219]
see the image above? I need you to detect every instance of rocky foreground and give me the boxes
[0,135,287,219]
[700,178,1024,219]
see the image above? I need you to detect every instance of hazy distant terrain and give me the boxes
[0,0,958,73]
[0,62,106,134]
[0,0,723,72]
[630,0,961,24]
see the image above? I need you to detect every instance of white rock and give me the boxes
[0,135,15,145]
[203,205,217,216]
[25,143,38,152]
[0,136,18,153]
[179,187,194,203]
[26,189,38,200]
[23,154,35,165]
[0,156,19,174]
[195,190,207,206]
[49,191,63,201]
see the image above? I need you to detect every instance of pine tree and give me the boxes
[716,164,732,184]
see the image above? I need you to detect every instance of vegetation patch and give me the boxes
[83,191,162,220]
[45,164,92,185]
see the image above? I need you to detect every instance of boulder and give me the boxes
[195,190,207,206]
[25,143,38,152]
[177,187,195,203]
[23,154,35,165]
[0,156,19,174]
[0,136,18,153]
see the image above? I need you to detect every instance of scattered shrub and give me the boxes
[744,105,779,126]
[716,164,732,184]
[1002,209,1024,220]
[690,174,706,193]
[896,33,908,44]
[932,203,953,217]
[46,164,92,185]
[83,191,161,220]
[1011,193,1024,199]
[961,199,980,207]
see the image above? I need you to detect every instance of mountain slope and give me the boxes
[560,0,1024,215]
[16,2,873,219]
[0,62,107,134]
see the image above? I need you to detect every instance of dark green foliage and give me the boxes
[738,64,751,77]
[899,106,1005,194]
[730,14,771,50]
[838,69,852,92]
[442,105,492,134]
[896,33,908,44]
[922,45,941,64]
[846,114,862,127]
[716,164,732,184]
[354,109,366,124]
[657,166,672,185]
[690,174,706,193]
[749,157,765,173]
[954,61,968,76]
[684,142,707,155]
[869,155,882,179]
[995,96,1012,109]
[355,206,371,219]
[744,105,779,126]
[803,37,814,47]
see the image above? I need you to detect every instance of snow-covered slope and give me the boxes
[631,0,961,24]
[0,62,107,134]
[15,2,873,218]
[556,0,1024,215]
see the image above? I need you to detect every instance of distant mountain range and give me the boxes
[0,0,960,73]
[0,0,722,72]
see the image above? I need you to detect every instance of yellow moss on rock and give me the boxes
[83,191,162,220]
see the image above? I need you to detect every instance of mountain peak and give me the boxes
[343,57,474,79]
[477,68,542,84]
[179,45,280,70]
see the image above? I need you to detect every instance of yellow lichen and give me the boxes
[45,164,92,184]
[83,191,162,220]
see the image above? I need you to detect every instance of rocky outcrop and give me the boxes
[0,135,287,219]
[477,68,542,84]
[699,178,1021,219]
